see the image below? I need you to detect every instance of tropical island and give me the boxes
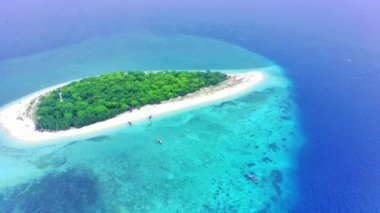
[36,71,227,130]
[0,70,264,143]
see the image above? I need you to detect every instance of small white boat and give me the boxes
[156,137,163,144]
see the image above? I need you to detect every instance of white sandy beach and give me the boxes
[0,71,264,144]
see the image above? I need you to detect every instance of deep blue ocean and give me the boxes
[0,0,379,212]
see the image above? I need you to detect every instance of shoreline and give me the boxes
[0,71,265,144]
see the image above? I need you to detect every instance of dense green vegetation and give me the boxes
[35,71,227,130]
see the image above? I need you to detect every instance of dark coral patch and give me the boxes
[85,135,111,142]
[262,157,273,163]
[0,168,99,213]
[268,143,279,152]
[216,100,237,108]
[247,162,256,167]
[270,169,283,184]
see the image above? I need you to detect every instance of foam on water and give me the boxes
[0,33,303,212]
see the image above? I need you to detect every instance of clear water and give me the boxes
[1,1,379,212]
[0,34,303,212]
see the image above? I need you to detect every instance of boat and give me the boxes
[246,174,259,183]
[156,137,163,144]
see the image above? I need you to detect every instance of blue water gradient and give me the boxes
[0,0,379,212]
[0,34,303,212]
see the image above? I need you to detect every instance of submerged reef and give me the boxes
[0,168,99,212]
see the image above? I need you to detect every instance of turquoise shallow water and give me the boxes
[0,34,303,212]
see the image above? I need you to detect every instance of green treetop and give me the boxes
[35,70,227,130]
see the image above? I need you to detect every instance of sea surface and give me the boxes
[0,34,302,212]
[0,0,379,212]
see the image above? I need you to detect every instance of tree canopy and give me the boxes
[35,71,227,130]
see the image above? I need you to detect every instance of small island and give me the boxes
[0,70,264,143]
[36,71,227,130]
